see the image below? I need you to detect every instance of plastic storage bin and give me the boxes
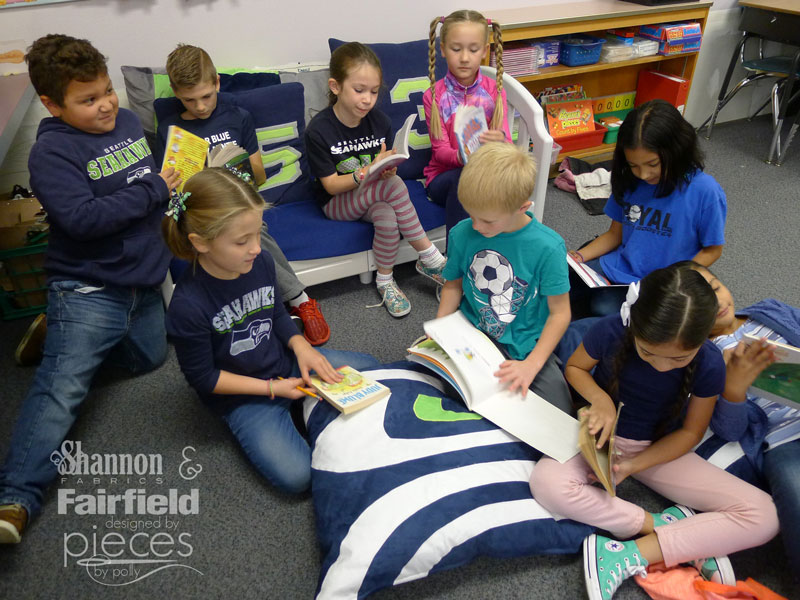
[0,241,48,319]
[558,36,606,67]
[555,122,608,153]
[631,37,659,58]
[600,39,634,63]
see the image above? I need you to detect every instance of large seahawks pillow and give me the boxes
[303,362,592,599]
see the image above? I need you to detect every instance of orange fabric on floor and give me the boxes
[636,563,789,600]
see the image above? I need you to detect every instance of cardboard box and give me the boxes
[638,22,702,42]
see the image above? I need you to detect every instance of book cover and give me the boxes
[407,311,580,463]
[566,254,627,288]
[362,113,416,185]
[161,125,210,192]
[743,334,800,409]
[309,365,391,415]
[577,402,623,496]
[453,105,488,165]
[545,99,595,139]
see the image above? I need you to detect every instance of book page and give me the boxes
[364,113,416,183]
[423,311,507,409]
[567,254,626,288]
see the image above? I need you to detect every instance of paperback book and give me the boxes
[453,105,488,165]
[578,402,623,496]
[208,142,255,184]
[362,113,416,184]
[567,254,626,288]
[309,365,391,415]
[407,311,580,463]
[160,125,210,192]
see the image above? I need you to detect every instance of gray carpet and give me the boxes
[1,116,798,599]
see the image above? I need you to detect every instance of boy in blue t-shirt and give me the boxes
[0,34,180,544]
[155,44,330,346]
[438,143,573,414]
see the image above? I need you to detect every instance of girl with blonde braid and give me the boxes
[424,10,511,242]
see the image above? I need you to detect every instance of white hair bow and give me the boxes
[619,281,640,327]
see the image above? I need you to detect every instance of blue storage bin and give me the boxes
[559,36,606,67]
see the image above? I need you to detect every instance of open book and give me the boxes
[578,402,623,496]
[362,113,416,184]
[567,254,627,288]
[309,365,391,415]
[743,333,800,409]
[208,142,255,184]
[407,311,580,463]
[161,125,210,192]
[453,105,488,164]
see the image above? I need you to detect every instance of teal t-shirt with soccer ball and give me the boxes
[442,213,569,360]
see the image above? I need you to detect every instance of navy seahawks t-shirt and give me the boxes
[304,106,391,204]
[165,252,300,413]
[582,314,725,440]
[155,102,258,165]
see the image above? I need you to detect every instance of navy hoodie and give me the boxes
[28,108,170,287]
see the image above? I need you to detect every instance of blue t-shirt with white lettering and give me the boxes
[583,315,725,440]
[599,171,727,284]
[165,252,299,412]
[155,101,258,165]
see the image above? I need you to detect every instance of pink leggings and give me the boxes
[323,175,426,270]
[531,437,778,567]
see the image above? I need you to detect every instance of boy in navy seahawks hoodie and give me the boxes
[0,34,179,544]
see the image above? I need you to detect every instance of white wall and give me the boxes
[0,0,762,192]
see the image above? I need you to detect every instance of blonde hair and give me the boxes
[166,44,217,90]
[162,168,267,262]
[458,143,535,213]
[427,10,504,140]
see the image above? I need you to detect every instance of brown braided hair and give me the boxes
[427,10,505,140]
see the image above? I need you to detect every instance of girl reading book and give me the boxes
[162,168,378,494]
[424,10,511,242]
[567,100,727,318]
[681,260,800,583]
[304,42,446,317]
[530,264,778,600]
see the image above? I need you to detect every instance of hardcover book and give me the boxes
[309,365,391,415]
[160,125,210,193]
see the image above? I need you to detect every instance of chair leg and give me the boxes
[748,96,772,121]
[702,74,771,139]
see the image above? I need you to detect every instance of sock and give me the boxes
[288,291,309,308]
[376,272,393,288]
[418,245,446,269]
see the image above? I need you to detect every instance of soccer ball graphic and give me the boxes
[470,250,513,296]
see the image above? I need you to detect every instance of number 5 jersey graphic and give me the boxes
[230,318,272,356]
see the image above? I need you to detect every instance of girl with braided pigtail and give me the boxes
[423,10,511,245]
[530,264,779,600]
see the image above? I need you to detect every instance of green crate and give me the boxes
[595,108,633,145]
[0,241,48,320]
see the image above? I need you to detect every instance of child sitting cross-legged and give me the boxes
[436,142,573,414]
[156,44,331,345]
[162,168,379,494]
[531,264,779,599]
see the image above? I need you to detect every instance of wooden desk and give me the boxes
[739,0,800,16]
[0,73,35,168]
[485,1,713,161]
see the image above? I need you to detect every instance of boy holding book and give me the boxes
[0,34,179,543]
[157,44,330,345]
[437,143,573,413]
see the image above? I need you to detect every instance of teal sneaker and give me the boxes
[415,259,446,286]
[583,534,648,600]
[651,504,736,585]
[372,280,411,318]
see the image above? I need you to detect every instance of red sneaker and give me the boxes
[290,299,330,346]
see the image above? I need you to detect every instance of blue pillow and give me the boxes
[226,83,312,205]
[305,362,592,598]
[328,38,447,180]
[218,71,280,93]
